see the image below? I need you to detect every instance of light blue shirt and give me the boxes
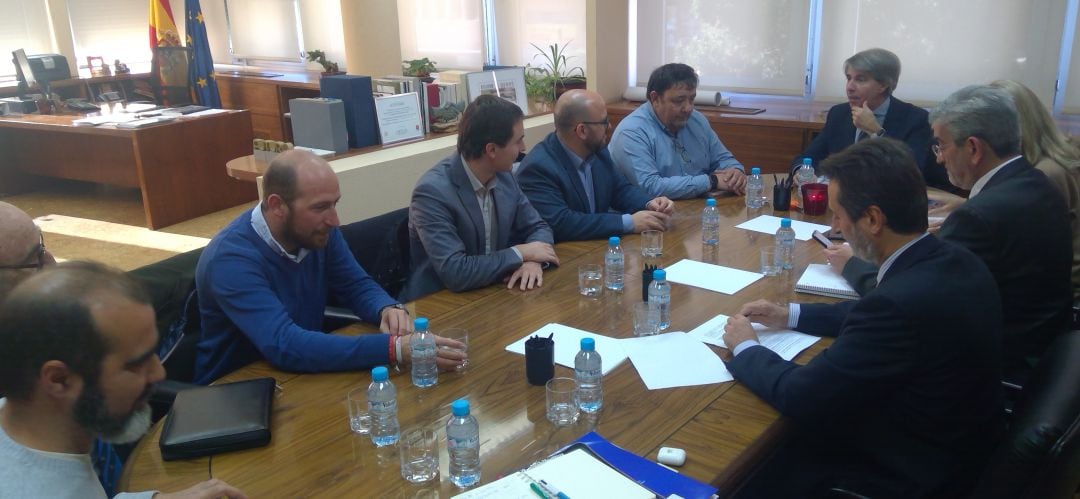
[609,101,744,200]
[558,138,635,233]
[251,202,310,263]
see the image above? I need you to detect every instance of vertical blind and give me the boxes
[397,0,484,71]
[66,0,151,70]
[0,0,55,76]
[493,0,587,72]
[225,0,301,61]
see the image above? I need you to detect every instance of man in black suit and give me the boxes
[834,85,1072,378]
[721,138,1003,498]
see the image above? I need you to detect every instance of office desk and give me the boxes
[0,110,258,229]
[119,191,837,497]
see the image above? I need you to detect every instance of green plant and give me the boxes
[306,50,339,73]
[525,41,586,103]
[402,57,438,77]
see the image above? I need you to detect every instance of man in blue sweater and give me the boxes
[194,150,464,384]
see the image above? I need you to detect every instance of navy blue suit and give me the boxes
[728,235,1003,497]
[516,132,653,242]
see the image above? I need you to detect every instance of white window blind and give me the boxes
[199,0,232,65]
[0,0,55,77]
[398,0,484,71]
[816,0,1067,106]
[67,0,151,70]
[493,0,587,72]
[635,0,812,96]
[226,0,302,61]
[299,0,346,71]
[1062,3,1080,113]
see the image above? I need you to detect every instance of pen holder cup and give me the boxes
[772,185,791,212]
[525,336,555,386]
[642,266,656,302]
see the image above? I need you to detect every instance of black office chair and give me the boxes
[325,208,412,329]
[151,46,194,107]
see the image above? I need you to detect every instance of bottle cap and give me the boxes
[705,198,716,207]
[609,236,620,246]
[372,366,389,382]
[414,317,428,330]
[803,157,812,165]
[781,218,792,228]
[581,337,596,351]
[451,399,470,416]
[652,269,666,280]
[751,167,761,175]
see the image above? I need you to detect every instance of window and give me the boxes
[67,0,151,70]
[397,0,484,71]
[493,0,587,71]
[224,0,302,62]
[0,0,55,77]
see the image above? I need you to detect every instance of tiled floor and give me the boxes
[3,179,255,271]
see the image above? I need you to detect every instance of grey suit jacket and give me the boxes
[402,153,554,301]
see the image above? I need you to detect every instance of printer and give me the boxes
[26,54,71,82]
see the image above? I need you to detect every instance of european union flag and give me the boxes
[186,0,221,108]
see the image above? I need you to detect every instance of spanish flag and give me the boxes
[149,0,180,48]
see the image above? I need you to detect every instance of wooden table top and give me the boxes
[119,187,838,497]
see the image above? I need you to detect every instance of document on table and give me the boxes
[452,448,653,499]
[505,323,627,375]
[622,332,733,389]
[687,313,820,361]
[664,259,763,294]
[736,214,831,241]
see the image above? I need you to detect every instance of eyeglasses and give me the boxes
[0,231,46,271]
[932,140,954,157]
[672,139,691,164]
[580,116,610,128]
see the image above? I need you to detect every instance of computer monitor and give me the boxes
[12,49,37,98]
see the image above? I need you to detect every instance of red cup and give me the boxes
[801,183,828,216]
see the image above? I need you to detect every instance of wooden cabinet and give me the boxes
[217,73,320,141]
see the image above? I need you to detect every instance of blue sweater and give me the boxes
[194,209,397,384]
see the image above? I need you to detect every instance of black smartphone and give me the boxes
[812,230,832,247]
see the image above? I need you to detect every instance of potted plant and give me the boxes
[403,57,438,82]
[525,41,586,104]
[306,50,342,75]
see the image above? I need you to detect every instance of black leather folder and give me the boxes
[159,377,275,461]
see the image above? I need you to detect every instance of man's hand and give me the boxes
[379,306,411,336]
[506,261,544,291]
[153,479,247,499]
[646,196,675,215]
[823,242,853,273]
[398,334,468,371]
[631,210,670,232]
[514,241,559,265]
[851,101,882,135]
[928,191,964,217]
[714,169,747,195]
[738,299,789,329]
[722,314,760,351]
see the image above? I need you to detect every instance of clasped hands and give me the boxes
[713,169,748,195]
[633,196,675,232]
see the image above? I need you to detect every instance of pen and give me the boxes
[540,479,570,499]
[529,481,549,499]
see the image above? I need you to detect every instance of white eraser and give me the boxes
[657,446,686,467]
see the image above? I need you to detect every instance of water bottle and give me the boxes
[701,198,721,246]
[367,366,400,446]
[793,157,816,210]
[745,167,764,209]
[574,338,603,414]
[410,317,438,388]
[446,399,481,487]
[648,269,671,330]
[604,236,624,292]
[775,218,796,270]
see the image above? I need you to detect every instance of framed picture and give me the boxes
[374,92,425,145]
[464,67,528,114]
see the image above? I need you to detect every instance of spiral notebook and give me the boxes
[794,264,859,300]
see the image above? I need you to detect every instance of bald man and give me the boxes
[0,201,55,299]
[194,150,464,384]
[516,90,674,242]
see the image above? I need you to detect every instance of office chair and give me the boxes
[325,207,412,328]
[151,46,194,107]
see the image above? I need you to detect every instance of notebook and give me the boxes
[794,263,859,299]
[159,377,275,460]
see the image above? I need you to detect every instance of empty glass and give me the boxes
[760,247,781,276]
[577,264,603,297]
[545,377,579,427]
[399,427,439,483]
[346,387,371,435]
[633,302,659,336]
[641,230,663,258]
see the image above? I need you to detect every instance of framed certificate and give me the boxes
[374,92,425,145]
[464,67,528,114]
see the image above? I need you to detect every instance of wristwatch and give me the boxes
[873,128,886,138]
[709,174,719,191]
[381,303,408,315]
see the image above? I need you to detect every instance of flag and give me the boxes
[149,0,180,48]
[185,0,221,107]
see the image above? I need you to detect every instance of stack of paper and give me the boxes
[736,215,831,241]
[686,313,821,362]
[664,259,763,294]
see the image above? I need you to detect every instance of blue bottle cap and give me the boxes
[451,399,470,416]
[803,157,812,165]
[705,198,716,207]
[414,317,429,330]
[609,236,620,246]
[581,337,595,351]
[653,269,666,280]
[781,218,792,228]
[751,167,761,175]
[372,366,389,382]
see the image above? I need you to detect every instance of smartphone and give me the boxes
[812,230,832,248]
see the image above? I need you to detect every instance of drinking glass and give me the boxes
[438,327,469,372]
[760,247,781,276]
[399,427,439,483]
[641,230,663,258]
[545,377,579,426]
[577,264,602,297]
[346,387,371,435]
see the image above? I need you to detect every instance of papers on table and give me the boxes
[622,332,732,389]
[452,448,653,499]
[736,214,830,241]
[505,323,628,376]
[664,259,763,294]
[686,313,820,361]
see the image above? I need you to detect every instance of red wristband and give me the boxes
[388,335,397,365]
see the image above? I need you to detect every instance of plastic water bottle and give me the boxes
[745,167,764,209]
[701,198,720,246]
[574,338,603,414]
[793,157,816,210]
[604,236,624,292]
[775,218,796,270]
[446,399,481,487]
[410,317,438,388]
[648,269,671,330]
[367,366,400,447]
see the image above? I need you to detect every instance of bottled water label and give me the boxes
[411,344,438,387]
[605,256,624,291]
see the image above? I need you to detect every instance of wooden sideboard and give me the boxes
[216,72,321,141]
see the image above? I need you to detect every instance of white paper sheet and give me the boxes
[663,259,764,294]
[622,332,733,389]
[452,448,653,499]
[735,215,831,241]
[504,323,627,376]
[686,313,820,361]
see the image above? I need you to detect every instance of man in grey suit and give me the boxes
[402,95,558,301]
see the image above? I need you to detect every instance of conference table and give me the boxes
[119,189,839,497]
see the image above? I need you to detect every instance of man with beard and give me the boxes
[718,139,1003,498]
[0,201,56,299]
[516,89,674,242]
[194,150,465,384]
[0,262,245,498]
[609,63,746,199]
